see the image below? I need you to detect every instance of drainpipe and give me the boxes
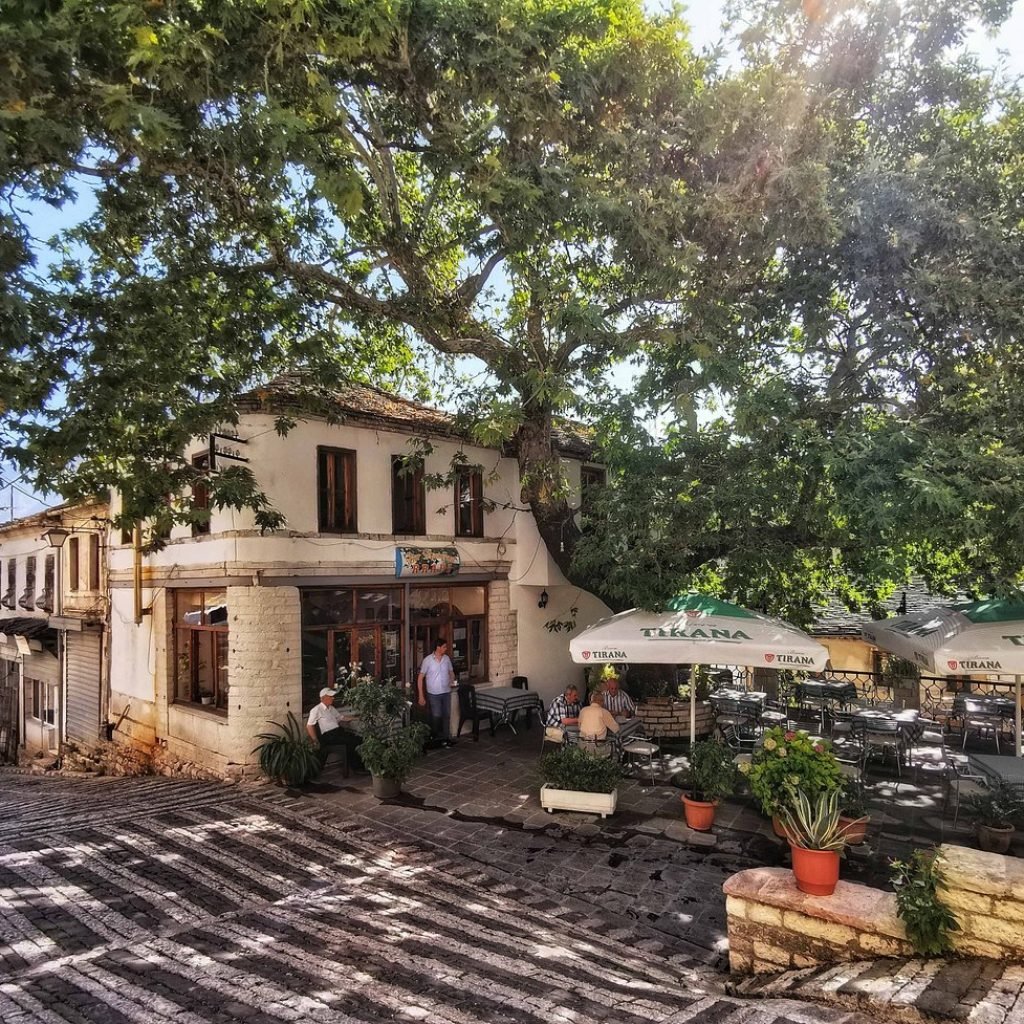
[133,524,143,625]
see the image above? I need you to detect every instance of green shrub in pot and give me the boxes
[539,746,623,794]
[253,712,322,786]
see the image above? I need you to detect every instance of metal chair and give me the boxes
[509,675,530,728]
[961,700,1003,753]
[851,718,904,778]
[456,683,495,741]
[622,729,660,786]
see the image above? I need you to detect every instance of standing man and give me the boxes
[306,687,362,771]
[417,638,457,747]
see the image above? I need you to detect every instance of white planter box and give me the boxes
[539,784,618,818]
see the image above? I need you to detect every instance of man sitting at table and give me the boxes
[578,690,620,759]
[601,675,637,719]
[546,684,582,727]
[306,688,364,772]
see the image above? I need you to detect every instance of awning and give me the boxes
[0,617,59,652]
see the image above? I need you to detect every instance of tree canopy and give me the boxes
[2,0,1023,621]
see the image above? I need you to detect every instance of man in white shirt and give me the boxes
[417,638,457,747]
[306,687,361,770]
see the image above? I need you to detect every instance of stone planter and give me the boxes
[371,774,402,800]
[977,823,1014,854]
[539,783,617,818]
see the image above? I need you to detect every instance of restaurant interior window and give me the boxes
[192,452,212,536]
[318,447,357,533]
[300,587,403,712]
[455,467,484,537]
[173,589,229,710]
[392,456,425,535]
[68,537,80,591]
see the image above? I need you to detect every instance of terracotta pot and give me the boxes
[371,774,402,800]
[977,824,1014,855]
[682,794,717,831]
[772,814,795,841]
[789,844,841,896]
[838,815,870,846]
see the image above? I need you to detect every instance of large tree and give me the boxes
[575,0,1024,622]
[1,0,708,558]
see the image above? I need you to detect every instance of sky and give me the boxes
[5,1,1023,520]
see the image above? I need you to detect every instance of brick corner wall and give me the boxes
[637,698,714,739]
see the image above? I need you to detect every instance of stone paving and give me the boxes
[0,771,883,1024]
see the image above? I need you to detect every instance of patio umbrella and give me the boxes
[861,600,1024,757]
[568,594,830,744]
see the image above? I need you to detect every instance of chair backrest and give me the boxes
[715,698,745,717]
[511,676,528,690]
[457,682,477,716]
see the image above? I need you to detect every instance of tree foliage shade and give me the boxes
[2,0,1024,621]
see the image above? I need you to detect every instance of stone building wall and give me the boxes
[487,578,517,684]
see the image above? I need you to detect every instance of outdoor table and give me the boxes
[969,753,1024,794]
[709,689,768,707]
[795,679,859,704]
[473,686,543,734]
[564,715,645,754]
[954,694,1017,717]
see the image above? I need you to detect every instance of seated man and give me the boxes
[545,684,582,728]
[578,690,619,759]
[306,687,363,771]
[601,674,637,720]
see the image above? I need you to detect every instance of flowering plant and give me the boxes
[744,727,843,817]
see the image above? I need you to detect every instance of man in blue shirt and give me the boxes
[417,638,457,747]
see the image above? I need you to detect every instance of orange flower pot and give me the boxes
[682,794,717,831]
[772,814,795,841]
[838,815,869,846]
[789,844,840,896]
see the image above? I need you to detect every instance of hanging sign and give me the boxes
[395,546,460,578]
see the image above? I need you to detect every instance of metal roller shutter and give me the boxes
[66,629,102,745]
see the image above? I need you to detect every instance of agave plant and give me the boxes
[253,712,322,786]
[778,790,848,853]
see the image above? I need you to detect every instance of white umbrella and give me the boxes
[569,595,830,743]
[862,599,1024,757]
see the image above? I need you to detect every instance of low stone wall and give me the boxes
[637,698,714,739]
[724,868,913,973]
[937,845,1024,960]
[724,845,1024,975]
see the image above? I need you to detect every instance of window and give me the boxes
[455,468,484,537]
[581,465,606,513]
[1,560,13,610]
[88,535,100,591]
[38,555,55,613]
[18,556,35,611]
[173,589,229,711]
[29,679,58,726]
[392,456,425,535]
[317,447,357,533]
[192,453,211,537]
[68,537,80,592]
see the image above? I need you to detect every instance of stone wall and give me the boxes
[487,578,517,684]
[724,868,913,974]
[724,845,1024,976]
[637,698,714,739]
[937,845,1024,960]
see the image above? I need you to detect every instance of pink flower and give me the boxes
[785,731,796,741]
[813,743,824,753]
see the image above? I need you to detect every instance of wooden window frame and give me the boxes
[192,452,212,537]
[67,537,80,592]
[391,456,425,535]
[88,535,100,591]
[455,467,484,538]
[173,591,230,712]
[317,447,358,533]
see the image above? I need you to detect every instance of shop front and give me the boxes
[300,582,489,711]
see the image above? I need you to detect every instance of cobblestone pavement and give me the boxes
[730,959,1024,1024]
[0,772,882,1024]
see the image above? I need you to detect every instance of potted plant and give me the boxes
[964,783,1024,854]
[682,739,737,831]
[253,712,322,787]
[745,727,843,833]
[538,746,623,817]
[838,781,871,845]
[344,678,430,799]
[778,789,848,896]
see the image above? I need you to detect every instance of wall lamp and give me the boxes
[538,589,549,609]
[43,527,70,548]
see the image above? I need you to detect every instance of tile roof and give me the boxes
[237,374,596,459]
[810,579,967,636]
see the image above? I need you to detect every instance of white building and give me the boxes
[0,501,108,762]
[107,381,610,777]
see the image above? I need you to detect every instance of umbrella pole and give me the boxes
[690,664,698,747]
[1016,675,1022,759]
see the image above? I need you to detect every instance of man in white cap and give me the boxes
[306,687,362,771]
